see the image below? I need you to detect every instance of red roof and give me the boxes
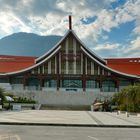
[106,58,140,76]
[0,55,140,76]
[0,55,36,73]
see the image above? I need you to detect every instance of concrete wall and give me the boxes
[0,83,116,105]
[6,89,115,106]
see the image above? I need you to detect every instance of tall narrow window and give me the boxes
[87,58,91,75]
[51,57,55,74]
[94,63,98,75]
[44,63,48,74]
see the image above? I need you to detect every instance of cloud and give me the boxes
[0,0,140,57]
[94,43,120,51]
[92,37,140,58]
[0,11,32,37]
[123,36,140,57]
[92,43,121,57]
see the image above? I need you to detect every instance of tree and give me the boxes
[0,87,6,107]
[112,83,140,112]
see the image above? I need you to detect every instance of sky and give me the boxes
[0,0,140,58]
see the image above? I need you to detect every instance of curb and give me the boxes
[0,122,140,128]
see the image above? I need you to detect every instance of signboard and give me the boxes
[13,104,21,111]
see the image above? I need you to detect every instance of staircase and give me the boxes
[39,104,90,110]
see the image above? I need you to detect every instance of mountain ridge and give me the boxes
[0,32,62,57]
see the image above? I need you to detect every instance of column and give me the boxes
[66,39,69,74]
[82,54,86,91]
[73,38,76,74]
[39,76,44,90]
[57,53,60,90]
[23,76,26,90]
[116,80,120,92]
[99,79,102,92]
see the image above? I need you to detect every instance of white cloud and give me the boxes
[92,37,140,58]
[94,43,120,51]
[130,37,140,50]
[0,11,32,37]
[124,37,140,57]
[0,0,140,57]
[91,43,121,57]
[0,0,120,38]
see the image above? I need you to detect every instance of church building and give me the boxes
[0,16,139,106]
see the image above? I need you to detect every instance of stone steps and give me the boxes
[40,104,91,111]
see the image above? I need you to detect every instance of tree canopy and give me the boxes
[0,87,6,105]
[113,84,140,112]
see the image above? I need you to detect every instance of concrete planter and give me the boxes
[91,105,94,111]
[126,112,129,117]
[117,110,140,117]
[11,103,38,110]
[118,110,129,115]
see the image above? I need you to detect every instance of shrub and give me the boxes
[112,83,140,112]
[14,97,36,104]
[0,87,6,106]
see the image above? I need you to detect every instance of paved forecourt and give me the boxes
[0,110,140,127]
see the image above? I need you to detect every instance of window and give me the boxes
[76,61,81,74]
[86,80,99,88]
[87,58,91,75]
[120,80,131,86]
[0,78,8,83]
[44,80,57,88]
[68,62,73,74]
[51,57,55,74]
[44,63,48,74]
[11,78,22,84]
[94,63,98,75]
[102,80,115,92]
[61,61,66,74]
[68,36,73,52]
[27,78,39,86]
[61,80,82,88]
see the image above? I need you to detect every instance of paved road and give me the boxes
[0,125,140,140]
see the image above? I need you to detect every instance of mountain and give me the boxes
[0,32,62,57]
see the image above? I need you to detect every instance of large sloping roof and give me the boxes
[35,30,106,64]
[0,30,139,79]
[0,55,36,73]
[0,46,61,76]
[106,58,140,76]
[0,55,139,76]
